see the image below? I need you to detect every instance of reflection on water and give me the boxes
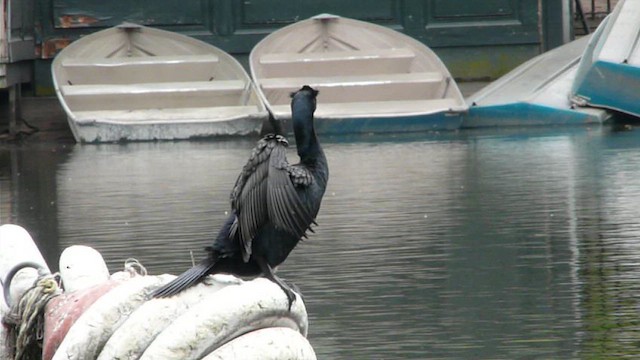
[2,127,640,358]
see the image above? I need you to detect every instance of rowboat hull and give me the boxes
[465,35,610,128]
[312,111,463,134]
[52,24,268,143]
[67,114,267,143]
[250,14,467,134]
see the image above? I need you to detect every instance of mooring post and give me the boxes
[7,84,21,136]
[0,224,50,305]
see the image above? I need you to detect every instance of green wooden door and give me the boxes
[415,0,543,79]
[34,0,563,93]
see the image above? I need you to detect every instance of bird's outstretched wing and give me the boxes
[229,134,315,263]
[267,144,315,240]
[229,135,284,261]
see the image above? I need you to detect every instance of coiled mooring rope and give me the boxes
[2,263,61,360]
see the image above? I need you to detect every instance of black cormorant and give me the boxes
[152,86,328,308]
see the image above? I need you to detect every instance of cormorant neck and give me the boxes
[292,108,322,165]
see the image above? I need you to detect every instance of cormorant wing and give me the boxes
[267,144,315,240]
[230,135,284,262]
[287,164,314,187]
[229,134,314,263]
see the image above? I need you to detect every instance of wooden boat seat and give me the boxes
[259,48,416,77]
[73,105,263,124]
[261,72,442,88]
[61,80,247,111]
[270,98,462,118]
[61,55,220,85]
[260,72,445,104]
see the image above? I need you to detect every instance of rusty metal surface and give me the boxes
[57,14,102,28]
[36,38,72,59]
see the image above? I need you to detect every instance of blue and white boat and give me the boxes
[571,0,640,117]
[250,14,467,134]
[464,35,610,128]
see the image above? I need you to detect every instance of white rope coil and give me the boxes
[49,275,315,360]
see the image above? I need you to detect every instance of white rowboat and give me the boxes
[53,24,268,143]
[250,14,467,134]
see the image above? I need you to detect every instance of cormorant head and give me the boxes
[290,85,319,116]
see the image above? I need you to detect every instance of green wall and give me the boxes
[33,0,568,94]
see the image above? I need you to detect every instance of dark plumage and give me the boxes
[152,86,328,308]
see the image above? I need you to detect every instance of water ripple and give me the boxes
[3,127,640,358]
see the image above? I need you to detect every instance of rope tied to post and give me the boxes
[2,262,61,360]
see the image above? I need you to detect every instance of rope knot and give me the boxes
[2,263,60,360]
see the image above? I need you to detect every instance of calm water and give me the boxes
[2,126,640,359]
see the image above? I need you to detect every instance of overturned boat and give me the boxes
[571,0,640,117]
[52,24,268,143]
[464,35,610,128]
[250,14,467,134]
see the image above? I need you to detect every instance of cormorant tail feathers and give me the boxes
[151,259,216,298]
